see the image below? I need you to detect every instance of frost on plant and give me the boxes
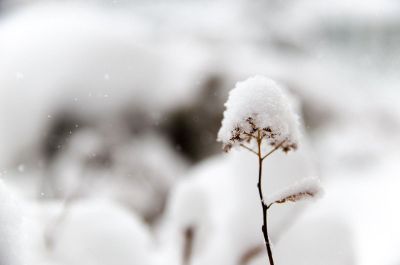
[218,75,321,265]
[217,75,300,153]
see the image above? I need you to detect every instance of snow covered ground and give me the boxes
[0,0,399,264]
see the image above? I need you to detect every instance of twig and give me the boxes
[261,140,286,161]
[243,132,257,139]
[182,226,195,265]
[256,130,275,265]
[240,144,258,155]
[239,244,264,265]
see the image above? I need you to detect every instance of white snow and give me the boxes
[218,75,300,152]
[266,177,323,205]
[158,141,318,265]
[24,199,154,265]
[49,199,153,265]
[0,1,208,168]
[0,181,25,265]
[0,0,398,264]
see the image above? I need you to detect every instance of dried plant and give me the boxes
[275,191,315,203]
[218,76,321,265]
[182,226,195,265]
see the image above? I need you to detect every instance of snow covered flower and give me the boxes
[217,76,319,265]
[217,75,300,152]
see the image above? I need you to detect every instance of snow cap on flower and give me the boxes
[217,75,300,152]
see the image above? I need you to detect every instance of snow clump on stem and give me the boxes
[217,75,300,152]
[266,177,323,205]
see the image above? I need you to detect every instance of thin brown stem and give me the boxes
[256,131,275,265]
[243,132,257,139]
[182,226,195,265]
[261,140,286,161]
[239,245,264,265]
[240,144,258,155]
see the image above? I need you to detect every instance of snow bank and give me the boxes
[268,216,355,265]
[47,199,153,265]
[0,181,25,265]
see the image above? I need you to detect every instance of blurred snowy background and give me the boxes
[0,0,399,264]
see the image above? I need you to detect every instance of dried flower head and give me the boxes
[217,75,300,152]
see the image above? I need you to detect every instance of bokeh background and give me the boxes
[0,0,399,264]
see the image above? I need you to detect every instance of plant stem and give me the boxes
[256,131,275,265]
[261,140,285,161]
[240,144,258,155]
